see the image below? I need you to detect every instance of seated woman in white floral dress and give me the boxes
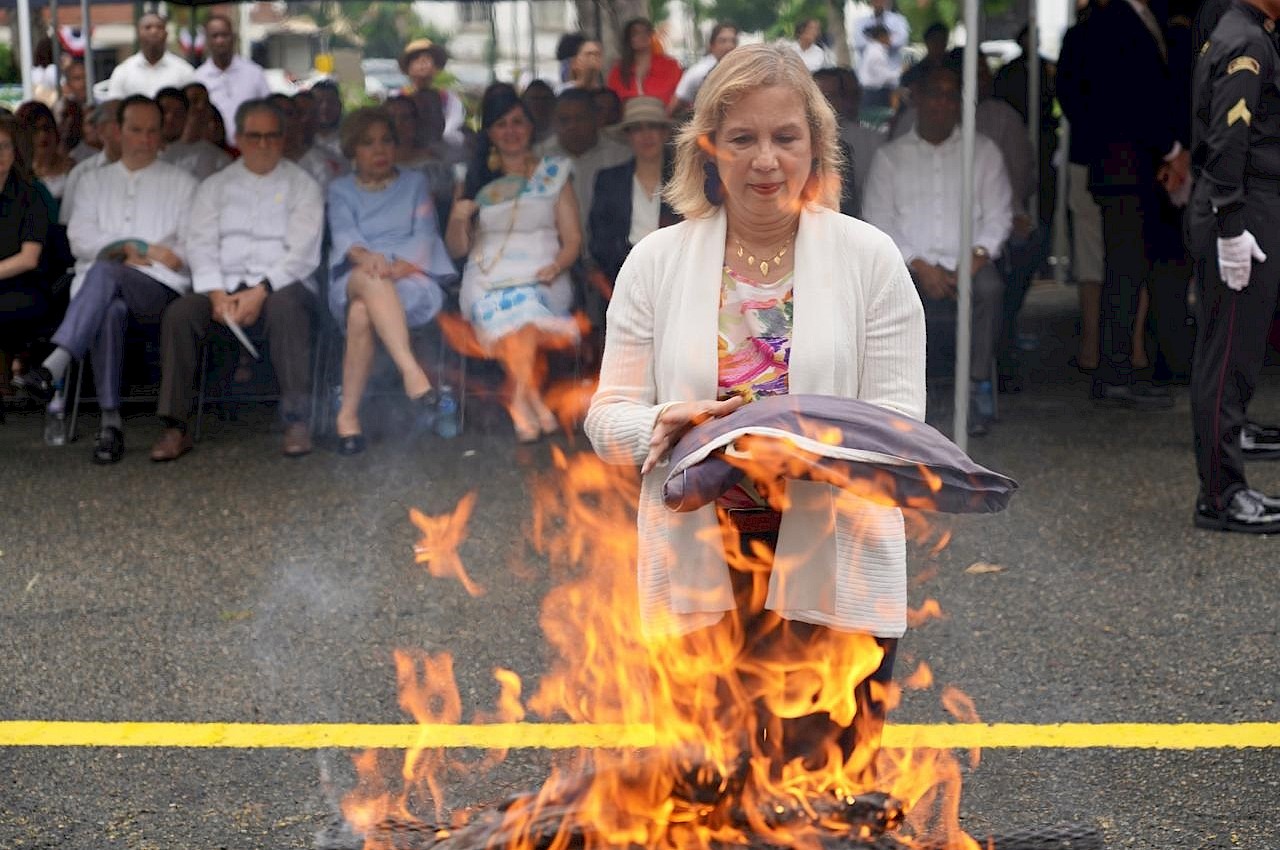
[445,89,582,443]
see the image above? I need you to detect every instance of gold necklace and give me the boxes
[471,178,526,276]
[732,233,793,277]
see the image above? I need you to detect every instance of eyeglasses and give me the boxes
[241,131,284,143]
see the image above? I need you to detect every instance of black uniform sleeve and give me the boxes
[1203,40,1271,237]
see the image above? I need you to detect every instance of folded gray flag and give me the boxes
[662,394,1017,514]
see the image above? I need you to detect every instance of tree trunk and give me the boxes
[826,0,851,68]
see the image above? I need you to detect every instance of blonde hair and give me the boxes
[665,42,843,219]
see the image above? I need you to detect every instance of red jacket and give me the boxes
[607,53,683,106]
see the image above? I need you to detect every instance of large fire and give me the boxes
[342,439,983,850]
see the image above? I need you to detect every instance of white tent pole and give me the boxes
[80,0,94,102]
[528,0,537,81]
[239,3,251,59]
[953,0,980,451]
[17,0,36,102]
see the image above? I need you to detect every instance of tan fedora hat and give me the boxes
[619,96,671,130]
[400,38,448,73]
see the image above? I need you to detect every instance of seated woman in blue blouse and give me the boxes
[327,107,457,455]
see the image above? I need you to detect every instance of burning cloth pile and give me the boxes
[331,396,1024,850]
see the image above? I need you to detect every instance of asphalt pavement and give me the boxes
[1,283,1277,850]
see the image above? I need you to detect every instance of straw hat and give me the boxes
[619,96,670,130]
[400,39,448,73]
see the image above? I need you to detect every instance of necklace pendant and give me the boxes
[736,245,745,259]
[760,260,770,276]
[747,254,756,266]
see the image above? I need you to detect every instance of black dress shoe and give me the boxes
[11,366,55,402]
[1194,489,1280,533]
[1242,422,1280,458]
[91,426,124,465]
[336,434,366,456]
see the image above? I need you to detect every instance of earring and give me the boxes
[703,160,724,205]
[488,147,501,171]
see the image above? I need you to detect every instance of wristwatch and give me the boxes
[972,246,990,259]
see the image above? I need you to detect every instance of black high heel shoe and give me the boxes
[336,434,366,455]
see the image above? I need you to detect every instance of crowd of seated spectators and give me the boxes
[5,9,1068,457]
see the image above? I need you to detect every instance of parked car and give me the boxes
[361,58,408,100]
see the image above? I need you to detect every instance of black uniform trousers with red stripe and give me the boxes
[1191,189,1280,508]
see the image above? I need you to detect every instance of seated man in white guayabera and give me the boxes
[151,99,323,463]
[862,65,1012,438]
[12,96,197,464]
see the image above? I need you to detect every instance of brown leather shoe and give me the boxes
[282,421,312,457]
[150,427,193,462]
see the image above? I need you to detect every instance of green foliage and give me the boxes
[287,2,450,58]
[649,0,671,25]
[0,44,18,84]
[771,0,829,39]
[898,0,1017,42]
[708,0,780,35]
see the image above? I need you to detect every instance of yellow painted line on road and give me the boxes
[1,721,1279,750]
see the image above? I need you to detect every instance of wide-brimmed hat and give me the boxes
[400,38,448,73]
[619,96,670,130]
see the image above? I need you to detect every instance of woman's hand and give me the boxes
[390,259,419,280]
[450,198,479,221]
[535,262,561,283]
[642,395,747,475]
[353,249,392,279]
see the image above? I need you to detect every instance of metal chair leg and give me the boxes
[67,361,84,443]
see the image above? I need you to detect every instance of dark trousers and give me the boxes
[157,284,316,424]
[50,262,177,410]
[0,273,54,351]
[1096,192,1193,385]
[915,262,1004,381]
[694,523,897,784]
[1190,192,1280,507]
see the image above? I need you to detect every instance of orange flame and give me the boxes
[348,443,981,850]
[410,492,484,597]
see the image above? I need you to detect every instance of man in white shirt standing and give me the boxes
[192,15,270,147]
[862,67,1012,436]
[106,14,194,99]
[851,0,911,64]
[152,99,323,461]
[671,23,738,115]
[12,96,197,463]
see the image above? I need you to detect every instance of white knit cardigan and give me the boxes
[584,206,926,639]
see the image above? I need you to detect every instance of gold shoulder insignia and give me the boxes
[1200,40,1211,56]
[1228,56,1261,75]
[1228,97,1253,126]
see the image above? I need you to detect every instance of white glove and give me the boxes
[1218,230,1267,292]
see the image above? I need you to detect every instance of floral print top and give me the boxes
[717,266,794,402]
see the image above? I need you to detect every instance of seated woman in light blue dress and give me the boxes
[327,107,457,455]
[444,90,581,443]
